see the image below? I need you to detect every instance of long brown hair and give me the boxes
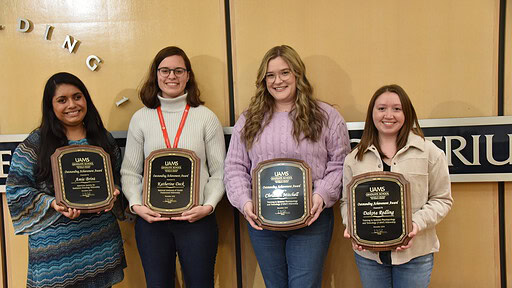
[139,46,203,108]
[242,45,327,149]
[355,84,423,161]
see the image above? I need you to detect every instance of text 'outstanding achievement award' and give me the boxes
[252,158,312,231]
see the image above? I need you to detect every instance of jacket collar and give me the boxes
[405,132,425,152]
[364,131,425,156]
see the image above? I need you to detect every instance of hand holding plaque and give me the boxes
[347,171,412,251]
[51,145,116,213]
[252,158,312,231]
[143,148,200,217]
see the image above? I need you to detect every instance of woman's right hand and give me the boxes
[132,204,170,223]
[343,228,365,251]
[51,200,81,219]
[243,201,263,230]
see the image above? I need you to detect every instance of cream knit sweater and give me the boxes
[121,94,226,212]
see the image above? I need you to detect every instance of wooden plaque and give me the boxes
[252,158,312,231]
[143,148,200,217]
[51,145,115,213]
[347,171,412,251]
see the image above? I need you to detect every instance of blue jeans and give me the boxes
[135,213,218,288]
[354,252,434,288]
[248,207,334,288]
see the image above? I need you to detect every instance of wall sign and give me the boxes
[1,116,511,192]
[14,17,102,71]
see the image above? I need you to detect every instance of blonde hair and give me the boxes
[242,45,327,149]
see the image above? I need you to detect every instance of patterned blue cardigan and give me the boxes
[6,130,126,288]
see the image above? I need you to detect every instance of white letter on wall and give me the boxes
[0,150,11,193]
[44,25,53,40]
[444,136,479,166]
[17,18,30,32]
[486,134,512,165]
[62,35,79,53]
[0,151,11,178]
[86,55,101,71]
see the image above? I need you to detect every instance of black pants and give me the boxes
[135,213,218,288]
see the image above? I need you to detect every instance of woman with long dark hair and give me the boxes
[224,45,351,287]
[6,72,126,288]
[121,46,225,287]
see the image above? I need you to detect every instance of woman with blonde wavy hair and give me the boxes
[225,45,351,287]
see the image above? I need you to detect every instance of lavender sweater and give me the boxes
[224,102,351,213]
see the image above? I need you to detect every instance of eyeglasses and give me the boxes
[157,67,188,78]
[265,69,293,83]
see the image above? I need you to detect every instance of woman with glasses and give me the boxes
[224,45,351,288]
[341,84,453,288]
[121,46,225,287]
[6,72,126,287]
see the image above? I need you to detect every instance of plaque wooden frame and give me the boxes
[252,158,312,231]
[143,148,200,217]
[347,171,412,251]
[51,145,115,213]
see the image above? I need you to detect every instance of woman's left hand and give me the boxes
[101,188,120,213]
[51,200,81,219]
[307,194,325,226]
[395,222,419,251]
[171,205,213,223]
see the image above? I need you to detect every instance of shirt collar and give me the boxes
[364,131,425,155]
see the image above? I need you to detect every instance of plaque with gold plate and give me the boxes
[51,145,116,213]
[347,171,412,251]
[252,158,312,231]
[143,148,200,217]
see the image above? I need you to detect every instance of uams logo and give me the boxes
[13,17,102,71]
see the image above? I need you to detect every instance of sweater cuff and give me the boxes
[313,189,332,208]
[127,194,143,214]
[412,213,426,231]
[239,195,253,215]
[202,201,218,214]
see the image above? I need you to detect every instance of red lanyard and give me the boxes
[157,104,190,148]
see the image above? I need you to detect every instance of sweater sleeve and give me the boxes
[120,113,145,212]
[6,133,62,235]
[312,110,351,208]
[224,115,253,213]
[412,146,453,231]
[340,157,354,227]
[201,112,226,210]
